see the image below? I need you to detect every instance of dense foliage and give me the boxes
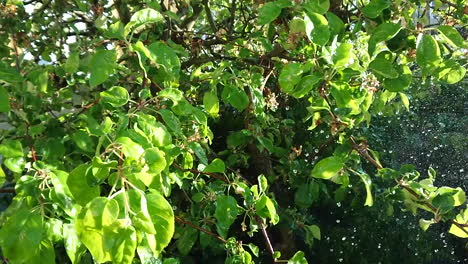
[0,0,467,263]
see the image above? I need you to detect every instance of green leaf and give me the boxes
[288,251,308,264]
[203,158,225,173]
[0,139,23,157]
[148,42,181,82]
[258,2,281,25]
[0,86,9,112]
[383,65,412,92]
[247,243,260,257]
[0,167,5,187]
[258,174,268,193]
[0,62,23,83]
[203,92,219,116]
[4,157,25,173]
[449,209,468,238]
[330,82,361,115]
[137,115,173,147]
[303,0,330,14]
[177,226,198,255]
[63,223,86,264]
[145,147,167,175]
[362,0,390,18]
[305,224,321,240]
[125,8,164,36]
[437,25,465,48]
[71,130,95,152]
[357,172,373,206]
[399,92,410,111]
[188,142,208,165]
[435,60,466,84]
[158,109,181,133]
[416,34,442,75]
[0,208,43,264]
[279,63,311,94]
[419,219,435,232]
[67,164,100,206]
[222,85,249,111]
[294,182,318,208]
[158,88,184,104]
[326,12,344,37]
[432,193,455,213]
[304,11,330,46]
[64,52,80,74]
[106,21,125,40]
[100,86,130,107]
[146,191,175,253]
[255,195,279,224]
[215,195,239,238]
[333,43,353,68]
[89,49,117,87]
[369,56,399,79]
[75,197,120,263]
[115,137,145,159]
[291,73,322,98]
[108,225,137,264]
[311,156,343,179]
[368,23,402,55]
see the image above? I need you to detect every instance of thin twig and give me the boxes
[175,215,226,243]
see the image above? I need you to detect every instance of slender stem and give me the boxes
[203,0,218,34]
[175,215,226,243]
[257,218,275,255]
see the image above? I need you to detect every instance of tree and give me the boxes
[0,0,467,263]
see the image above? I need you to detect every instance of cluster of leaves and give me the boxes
[0,0,467,263]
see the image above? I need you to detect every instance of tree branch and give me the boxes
[203,0,218,34]
[175,215,226,243]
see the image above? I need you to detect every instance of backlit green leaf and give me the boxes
[438,25,465,48]
[416,34,442,75]
[145,147,167,175]
[203,92,219,116]
[279,63,310,94]
[357,172,373,206]
[0,208,43,264]
[146,191,175,253]
[304,11,330,46]
[303,0,330,14]
[311,156,343,179]
[333,43,353,68]
[448,209,468,238]
[125,8,164,36]
[204,158,225,173]
[75,197,120,262]
[258,2,281,25]
[288,251,308,264]
[67,164,100,205]
[0,139,23,157]
[100,86,129,107]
